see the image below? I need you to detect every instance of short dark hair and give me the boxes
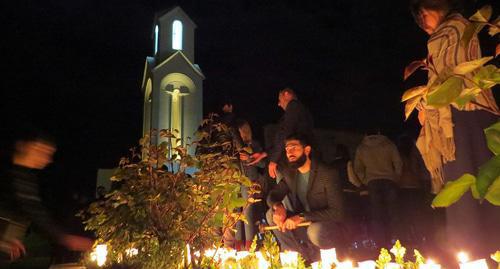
[285,133,311,147]
[410,0,463,25]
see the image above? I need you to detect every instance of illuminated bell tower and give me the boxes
[141,6,204,149]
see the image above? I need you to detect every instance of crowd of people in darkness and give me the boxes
[1,0,498,267]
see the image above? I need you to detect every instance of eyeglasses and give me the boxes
[285,143,303,151]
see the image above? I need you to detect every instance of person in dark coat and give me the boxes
[266,134,344,263]
[262,88,314,179]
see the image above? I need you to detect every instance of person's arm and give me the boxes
[266,179,290,209]
[353,149,366,185]
[13,174,93,251]
[303,166,343,222]
[347,160,362,188]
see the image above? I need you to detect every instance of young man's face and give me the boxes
[278,92,291,111]
[18,141,56,169]
[418,8,444,35]
[285,138,311,161]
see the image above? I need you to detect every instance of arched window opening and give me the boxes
[154,25,159,54]
[172,20,183,50]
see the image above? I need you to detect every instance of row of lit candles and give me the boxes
[90,244,493,269]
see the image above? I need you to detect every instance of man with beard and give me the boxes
[266,134,344,263]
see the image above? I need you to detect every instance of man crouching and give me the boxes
[266,133,345,263]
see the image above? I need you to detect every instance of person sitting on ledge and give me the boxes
[266,133,345,263]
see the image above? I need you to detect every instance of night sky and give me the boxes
[1,0,498,204]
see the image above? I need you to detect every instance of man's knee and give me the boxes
[307,222,341,249]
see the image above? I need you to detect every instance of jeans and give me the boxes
[367,179,399,247]
[266,209,344,263]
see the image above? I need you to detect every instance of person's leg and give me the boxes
[368,180,385,247]
[306,221,345,261]
[265,209,302,252]
[383,180,399,245]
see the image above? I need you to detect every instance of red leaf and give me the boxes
[404,59,426,81]
[496,44,500,57]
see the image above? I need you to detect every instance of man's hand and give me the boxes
[272,203,286,232]
[0,239,25,261]
[60,234,94,251]
[268,161,278,178]
[247,152,268,166]
[283,215,304,231]
[239,152,250,161]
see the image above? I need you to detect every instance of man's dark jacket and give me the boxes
[267,160,344,222]
[270,99,314,163]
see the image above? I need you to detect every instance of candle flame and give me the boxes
[457,251,469,263]
[90,244,108,267]
[426,258,436,264]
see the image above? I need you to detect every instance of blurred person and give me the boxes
[253,88,314,179]
[354,129,402,248]
[396,135,428,246]
[332,144,367,247]
[410,0,500,257]
[236,119,269,249]
[0,130,93,263]
[266,134,344,263]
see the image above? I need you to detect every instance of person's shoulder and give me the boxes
[313,160,337,174]
[431,13,467,39]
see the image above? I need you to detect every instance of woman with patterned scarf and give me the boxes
[410,0,499,260]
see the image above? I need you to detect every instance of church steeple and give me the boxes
[153,6,196,62]
[142,6,204,152]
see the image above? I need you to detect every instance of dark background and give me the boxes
[1,0,498,211]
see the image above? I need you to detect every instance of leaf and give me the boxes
[469,5,492,22]
[404,95,422,121]
[390,240,406,265]
[488,17,500,36]
[497,44,500,57]
[485,121,500,155]
[471,183,481,199]
[473,65,500,89]
[402,86,427,102]
[484,177,500,206]
[432,174,475,207]
[230,197,246,208]
[476,155,500,198]
[491,250,500,262]
[453,57,493,75]
[376,248,392,269]
[414,250,425,266]
[426,76,463,108]
[463,6,492,48]
[404,59,426,81]
[454,87,482,108]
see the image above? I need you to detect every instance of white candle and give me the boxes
[90,244,108,267]
[358,260,376,269]
[384,262,401,269]
[256,252,270,269]
[419,259,441,269]
[320,248,338,269]
[236,251,249,260]
[459,259,489,269]
[338,260,354,269]
[280,251,299,268]
[311,261,321,269]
